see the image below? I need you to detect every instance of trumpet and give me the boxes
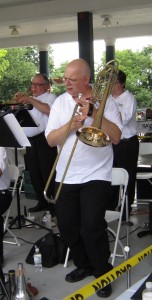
[0,92,33,111]
[44,60,119,203]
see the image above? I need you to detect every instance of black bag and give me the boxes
[26,231,67,268]
[54,233,67,264]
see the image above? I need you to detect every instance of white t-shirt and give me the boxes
[45,92,123,184]
[109,90,138,139]
[0,147,10,190]
[24,92,57,137]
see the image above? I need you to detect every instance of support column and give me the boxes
[39,44,49,78]
[105,39,115,63]
[77,12,94,83]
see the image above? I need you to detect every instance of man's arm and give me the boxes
[26,96,50,115]
[46,113,87,147]
[15,93,50,115]
[101,117,121,145]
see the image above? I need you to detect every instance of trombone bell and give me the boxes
[77,126,110,147]
[76,60,119,147]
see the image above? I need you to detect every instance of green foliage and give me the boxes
[1,45,152,108]
[0,48,37,100]
[51,61,68,96]
[0,45,60,100]
[0,49,9,80]
[24,46,39,67]
[99,47,152,108]
[25,45,54,74]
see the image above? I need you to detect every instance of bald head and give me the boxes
[63,58,92,97]
[65,59,91,80]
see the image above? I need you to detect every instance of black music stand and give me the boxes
[10,110,37,228]
[0,111,50,231]
[13,109,38,128]
[0,112,34,229]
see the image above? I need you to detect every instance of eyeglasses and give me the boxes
[62,77,83,84]
[31,82,47,87]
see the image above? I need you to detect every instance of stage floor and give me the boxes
[2,192,152,300]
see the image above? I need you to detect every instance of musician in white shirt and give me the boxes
[15,74,57,214]
[45,59,122,298]
[107,70,139,219]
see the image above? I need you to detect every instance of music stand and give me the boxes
[13,109,38,128]
[0,110,50,231]
[0,112,32,229]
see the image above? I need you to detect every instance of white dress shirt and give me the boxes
[109,90,138,139]
[23,92,57,137]
[45,92,123,184]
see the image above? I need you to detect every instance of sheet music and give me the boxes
[4,113,31,147]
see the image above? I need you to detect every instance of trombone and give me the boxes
[44,60,119,203]
[44,93,82,203]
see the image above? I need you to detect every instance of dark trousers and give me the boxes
[55,180,112,278]
[108,135,139,215]
[0,190,12,257]
[25,133,57,212]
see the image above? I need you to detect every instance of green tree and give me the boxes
[0,48,37,100]
[51,62,68,95]
[0,49,9,80]
[25,46,39,68]
[99,47,152,108]
[115,48,152,107]
[0,45,56,101]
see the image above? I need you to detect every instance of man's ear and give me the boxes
[83,75,90,85]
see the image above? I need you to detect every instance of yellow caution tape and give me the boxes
[63,244,152,300]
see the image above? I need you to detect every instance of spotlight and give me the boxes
[9,26,20,36]
[101,15,112,27]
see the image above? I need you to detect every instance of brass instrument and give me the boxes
[0,99,17,104]
[0,93,32,111]
[44,93,82,203]
[44,60,119,203]
[0,99,19,109]
[76,60,119,147]
[51,77,64,85]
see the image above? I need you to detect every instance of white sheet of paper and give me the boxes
[4,113,31,147]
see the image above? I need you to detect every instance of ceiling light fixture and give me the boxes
[9,26,20,36]
[101,15,112,27]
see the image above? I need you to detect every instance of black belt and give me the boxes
[28,132,44,141]
[120,135,137,142]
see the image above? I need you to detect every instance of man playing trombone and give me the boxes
[45,59,122,298]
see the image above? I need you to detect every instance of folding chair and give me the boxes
[106,167,129,266]
[3,164,20,246]
[136,142,152,205]
[64,167,129,269]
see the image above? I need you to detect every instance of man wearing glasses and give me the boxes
[107,70,139,220]
[45,59,122,298]
[16,74,57,214]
